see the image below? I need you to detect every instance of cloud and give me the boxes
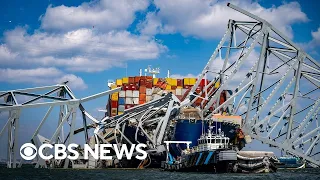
[1,27,167,72]
[297,26,320,54]
[138,0,308,39]
[40,0,149,32]
[311,27,320,45]
[0,68,87,90]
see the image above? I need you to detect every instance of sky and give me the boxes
[0,0,320,159]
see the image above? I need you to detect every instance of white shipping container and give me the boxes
[119,91,126,98]
[125,97,133,104]
[126,90,133,97]
[146,88,152,96]
[133,90,139,98]
[133,98,139,104]
[182,89,188,96]
[146,95,152,102]
[118,105,125,112]
[176,88,182,96]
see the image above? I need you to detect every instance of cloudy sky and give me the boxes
[0,0,320,157]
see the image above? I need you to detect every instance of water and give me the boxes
[0,168,319,180]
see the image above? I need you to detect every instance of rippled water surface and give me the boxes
[0,168,319,180]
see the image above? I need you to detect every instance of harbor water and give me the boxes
[0,168,319,180]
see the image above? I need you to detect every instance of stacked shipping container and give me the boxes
[108,76,225,117]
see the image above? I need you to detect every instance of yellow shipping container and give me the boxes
[153,78,159,85]
[177,86,183,89]
[111,93,119,101]
[122,77,129,84]
[116,79,123,86]
[189,78,196,85]
[165,78,172,85]
[118,111,124,115]
[170,78,177,86]
[215,81,220,88]
[184,78,190,85]
[166,85,172,90]
[110,84,117,89]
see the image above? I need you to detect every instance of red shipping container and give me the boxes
[125,104,134,109]
[140,76,146,80]
[146,81,153,88]
[146,76,153,80]
[139,86,146,94]
[111,101,118,108]
[122,85,129,90]
[139,100,146,104]
[177,79,183,87]
[184,85,192,89]
[220,92,227,105]
[199,79,209,87]
[134,76,141,83]
[128,77,135,84]
[139,94,146,101]
[131,84,137,90]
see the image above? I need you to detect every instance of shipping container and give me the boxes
[128,77,135,84]
[119,91,126,98]
[122,77,129,84]
[111,84,118,89]
[133,98,139,104]
[118,105,125,112]
[118,111,124,115]
[146,81,153,88]
[126,90,133,97]
[111,108,117,116]
[146,95,152,102]
[176,88,182,96]
[125,104,134,109]
[118,97,125,105]
[125,98,133,104]
[146,88,152,96]
[133,90,139,98]
[139,86,146,94]
[177,79,183,87]
[189,78,196,85]
[183,78,190,86]
[139,100,146,104]
[165,85,171,90]
[116,79,123,86]
[153,78,158,85]
[111,100,118,108]
[111,93,119,101]
[139,94,146,101]
[215,81,220,88]
[134,76,141,83]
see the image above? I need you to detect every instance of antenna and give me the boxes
[145,65,160,78]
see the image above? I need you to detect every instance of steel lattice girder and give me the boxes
[0,83,121,168]
[184,3,320,167]
[90,93,182,158]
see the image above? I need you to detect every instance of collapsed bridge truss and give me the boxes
[186,3,320,167]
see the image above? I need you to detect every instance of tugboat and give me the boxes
[161,125,238,173]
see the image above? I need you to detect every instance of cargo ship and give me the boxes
[100,66,236,168]
[97,66,278,172]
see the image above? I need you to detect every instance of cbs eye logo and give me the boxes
[20,143,37,160]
